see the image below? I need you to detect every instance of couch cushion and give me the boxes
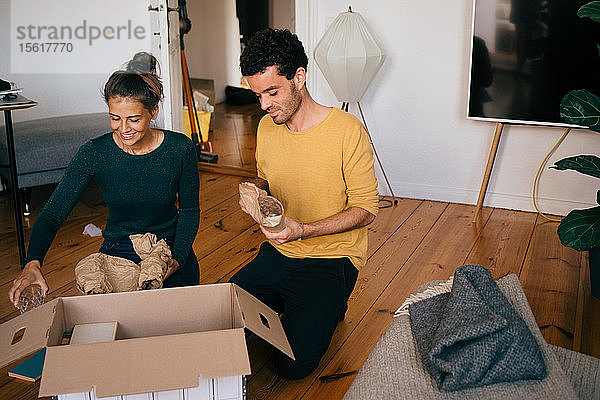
[0,113,110,187]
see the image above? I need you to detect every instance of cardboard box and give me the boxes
[57,375,244,400]
[0,284,293,399]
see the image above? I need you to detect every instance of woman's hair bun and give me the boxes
[126,52,158,75]
[104,51,163,111]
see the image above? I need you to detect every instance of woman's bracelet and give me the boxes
[298,223,305,241]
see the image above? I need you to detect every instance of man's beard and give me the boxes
[271,83,302,125]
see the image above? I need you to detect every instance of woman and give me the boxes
[8,52,200,306]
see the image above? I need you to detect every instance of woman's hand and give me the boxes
[161,255,180,279]
[8,260,49,307]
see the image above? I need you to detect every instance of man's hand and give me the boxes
[161,255,180,280]
[259,207,376,245]
[8,260,49,307]
[260,216,303,244]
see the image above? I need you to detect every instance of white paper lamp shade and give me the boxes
[314,9,386,103]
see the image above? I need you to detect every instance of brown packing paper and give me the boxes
[74,233,171,294]
[239,182,285,232]
[132,233,171,290]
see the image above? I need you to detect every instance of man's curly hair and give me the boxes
[240,28,308,79]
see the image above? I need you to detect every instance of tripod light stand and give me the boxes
[314,7,397,206]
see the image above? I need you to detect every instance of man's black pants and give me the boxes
[229,242,358,379]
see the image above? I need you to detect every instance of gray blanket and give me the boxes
[344,273,580,400]
[409,265,546,391]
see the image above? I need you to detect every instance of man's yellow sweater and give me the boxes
[256,107,379,269]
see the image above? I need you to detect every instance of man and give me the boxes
[230,28,379,379]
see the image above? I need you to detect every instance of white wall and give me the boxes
[270,0,295,31]
[0,0,171,125]
[0,1,109,123]
[185,0,242,104]
[296,0,599,215]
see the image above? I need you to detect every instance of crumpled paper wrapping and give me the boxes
[82,223,102,237]
[75,233,171,294]
[239,182,285,232]
[133,233,171,290]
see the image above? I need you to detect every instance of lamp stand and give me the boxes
[342,102,398,207]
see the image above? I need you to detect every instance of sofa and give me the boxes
[0,113,109,214]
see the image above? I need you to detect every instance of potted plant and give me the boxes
[555,1,600,298]
[551,156,600,298]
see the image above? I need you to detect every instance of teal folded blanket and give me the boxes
[409,265,547,391]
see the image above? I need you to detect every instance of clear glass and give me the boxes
[17,285,45,314]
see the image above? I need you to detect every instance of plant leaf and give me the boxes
[597,189,600,205]
[558,206,600,251]
[560,90,600,132]
[578,1,600,22]
[551,155,600,178]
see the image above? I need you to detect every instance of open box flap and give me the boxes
[233,284,295,360]
[0,298,60,369]
[39,329,251,398]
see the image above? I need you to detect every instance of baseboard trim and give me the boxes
[380,182,595,216]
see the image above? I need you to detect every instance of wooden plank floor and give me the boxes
[209,102,264,169]
[0,103,598,399]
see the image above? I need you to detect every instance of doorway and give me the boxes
[185,0,295,172]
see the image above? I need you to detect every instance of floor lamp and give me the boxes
[314,7,398,206]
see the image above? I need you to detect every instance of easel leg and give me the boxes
[472,122,504,225]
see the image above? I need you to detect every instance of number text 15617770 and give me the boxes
[18,42,73,52]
